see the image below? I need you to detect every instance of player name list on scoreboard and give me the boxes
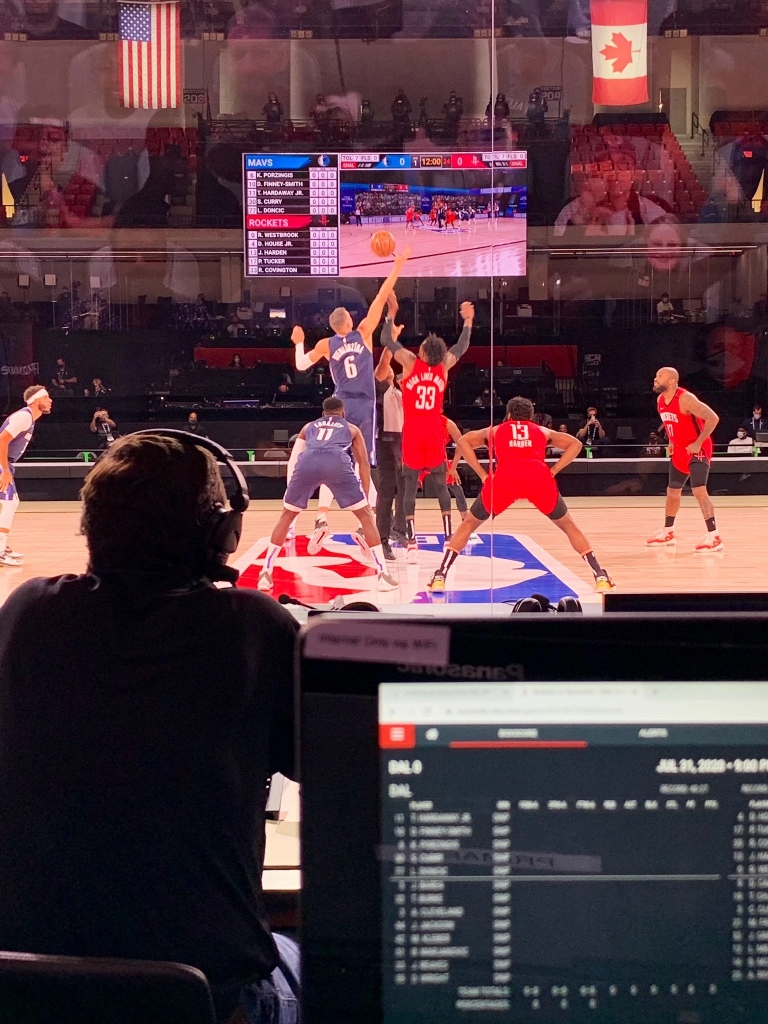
[243,154,339,277]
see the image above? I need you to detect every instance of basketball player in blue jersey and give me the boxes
[290,245,411,552]
[0,386,54,565]
[258,397,398,593]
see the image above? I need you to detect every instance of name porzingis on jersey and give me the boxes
[331,340,365,360]
[404,371,446,393]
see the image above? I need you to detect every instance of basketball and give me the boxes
[370,230,397,258]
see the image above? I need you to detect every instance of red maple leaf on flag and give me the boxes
[600,32,635,74]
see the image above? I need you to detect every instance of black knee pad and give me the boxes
[470,495,492,522]
[547,495,568,521]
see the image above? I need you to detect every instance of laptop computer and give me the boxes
[298,615,768,1024]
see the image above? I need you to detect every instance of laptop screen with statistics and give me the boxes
[298,615,768,1024]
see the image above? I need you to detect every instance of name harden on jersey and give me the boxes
[331,340,366,361]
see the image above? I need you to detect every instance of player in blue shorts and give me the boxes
[258,397,398,593]
[290,245,411,552]
[0,385,54,565]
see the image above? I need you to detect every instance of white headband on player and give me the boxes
[26,388,49,405]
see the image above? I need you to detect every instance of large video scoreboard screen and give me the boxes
[243,151,527,279]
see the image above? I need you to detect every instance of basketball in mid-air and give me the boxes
[370,230,397,258]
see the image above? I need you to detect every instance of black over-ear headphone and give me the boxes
[508,593,583,614]
[131,429,250,584]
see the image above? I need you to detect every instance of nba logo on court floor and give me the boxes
[234,531,601,612]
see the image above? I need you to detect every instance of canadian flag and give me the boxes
[590,0,648,106]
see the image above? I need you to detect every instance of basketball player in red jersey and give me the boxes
[416,415,473,534]
[648,366,722,551]
[384,300,474,562]
[427,396,615,593]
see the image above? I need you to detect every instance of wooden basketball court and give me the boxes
[339,219,526,276]
[0,496,764,609]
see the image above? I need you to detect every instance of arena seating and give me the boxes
[569,123,706,223]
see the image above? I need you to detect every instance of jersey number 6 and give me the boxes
[344,355,358,380]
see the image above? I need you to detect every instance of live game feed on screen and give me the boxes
[243,152,527,279]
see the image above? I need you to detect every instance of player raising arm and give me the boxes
[290,245,412,370]
[385,300,474,379]
[383,300,474,560]
[427,396,615,594]
[289,248,411,552]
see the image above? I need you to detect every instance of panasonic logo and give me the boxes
[396,662,524,681]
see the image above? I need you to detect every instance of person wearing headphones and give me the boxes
[0,431,300,1024]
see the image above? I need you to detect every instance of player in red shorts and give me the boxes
[417,415,472,533]
[384,301,474,562]
[427,396,615,593]
[648,365,722,551]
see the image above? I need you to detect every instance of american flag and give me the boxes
[118,2,180,110]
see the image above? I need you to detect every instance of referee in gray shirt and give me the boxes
[375,314,407,560]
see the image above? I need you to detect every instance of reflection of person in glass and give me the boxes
[15,0,92,40]
[9,114,100,227]
[556,135,670,237]
[69,45,160,141]
[223,6,289,119]
[687,325,757,392]
[0,42,22,142]
[646,216,685,273]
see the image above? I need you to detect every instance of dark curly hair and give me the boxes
[322,396,345,415]
[420,333,447,366]
[80,434,226,577]
[507,396,535,420]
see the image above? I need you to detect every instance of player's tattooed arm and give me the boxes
[445,301,474,369]
[546,429,582,476]
[291,325,329,370]
[383,318,417,375]
[350,424,372,497]
[375,345,393,381]
[375,294,400,380]
[457,427,490,483]
[679,392,719,454]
